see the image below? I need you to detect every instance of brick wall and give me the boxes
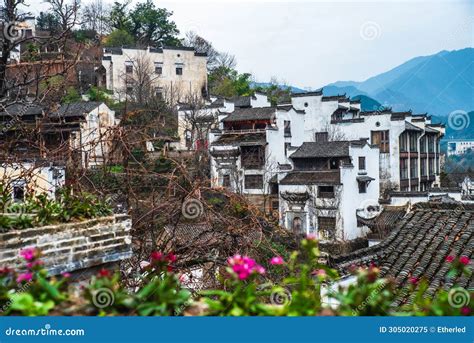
[0,215,132,276]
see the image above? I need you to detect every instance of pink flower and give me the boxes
[20,248,36,262]
[312,269,326,277]
[409,277,418,285]
[150,252,164,261]
[61,272,71,278]
[445,255,455,263]
[459,256,470,266]
[270,256,284,265]
[227,254,265,280]
[166,252,177,263]
[16,272,32,283]
[306,233,317,241]
[461,307,471,316]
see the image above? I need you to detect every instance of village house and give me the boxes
[52,102,117,168]
[286,91,445,193]
[0,101,117,168]
[208,89,445,241]
[175,92,270,151]
[100,46,208,103]
[447,139,474,156]
[278,139,380,240]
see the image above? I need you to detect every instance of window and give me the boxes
[315,132,328,142]
[244,175,263,189]
[428,135,435,153]
[185,130,192,148]
[421,158,427,176]
[154,63,163,74]
[318,217,336,240]
[222,175,230,188]
[318,186,335,198]
[400,158,408,179]
[292,217,303,233]
[284,142,291,157]
[176,67,183,75]
[284,120,291,137]
[358,181,367,194]
[420,136,426,153]
[125,62,133,74]
[399,132,408,152]
[12,180,26,202]
[409,133,418,152]
[155,87,163,100]
[371,130,390,153]
[428,158,434,175]
[358,156,366,170]
[410,158,418,178]
[241,146,264,168]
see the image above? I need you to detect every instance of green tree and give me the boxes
[105,29,135,47]
[129,0,180,47]
[36,12,61,33]
[109,1,132,32]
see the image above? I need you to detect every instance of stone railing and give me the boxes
[0,214,132,276]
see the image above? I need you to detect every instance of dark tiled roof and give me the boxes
[280,170,341,185]
[162,223,261,249]
[291,89,323,97]
[221,107,276,122]
[211,132,267,146]
[321,94,349,102]
[53,102,103,118]
[226,96,254,108]
[290,141,351,158]
[332,202,474,305]
[277,105,305,114]
[358,205,408,239]
[0,103,43,117]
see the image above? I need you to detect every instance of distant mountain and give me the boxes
[351,95,382,112]
[326,48,474,116]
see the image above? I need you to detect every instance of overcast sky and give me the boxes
[32,0,472,89]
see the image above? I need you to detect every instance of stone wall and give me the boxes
[0,215,132,276]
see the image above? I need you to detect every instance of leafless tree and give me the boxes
[80,0,110,35]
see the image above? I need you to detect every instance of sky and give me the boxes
[30,0,473,89]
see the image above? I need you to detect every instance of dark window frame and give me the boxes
[244,175,264,189]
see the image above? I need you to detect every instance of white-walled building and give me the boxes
[278,140,379,240]
[100,46,208,103]
[447,139,474,156]
[176,92,271,151]
[287,91,445,192]
[208,89,444,241]
[54,102,117,168]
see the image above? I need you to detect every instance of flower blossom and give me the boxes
[20,248,37,262]
[445,255,455,263]
[16,272,32,283]
[227,255,265,280]
[459,256,470,266]
[270,256,284,265]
